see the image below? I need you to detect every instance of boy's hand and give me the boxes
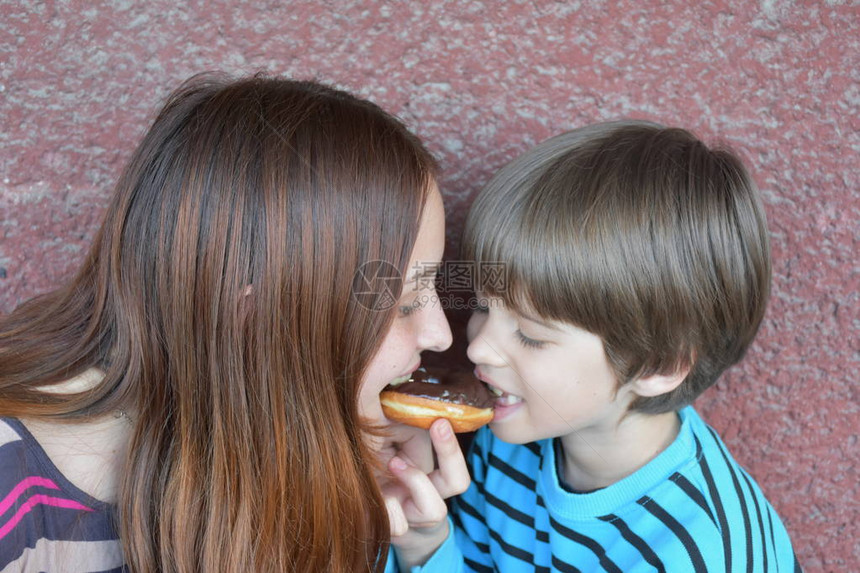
[377,418,470,569]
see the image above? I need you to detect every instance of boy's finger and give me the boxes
[389,456,448,527]
[427,419,471,498]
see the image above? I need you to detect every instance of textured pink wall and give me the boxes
[1,1,857,569]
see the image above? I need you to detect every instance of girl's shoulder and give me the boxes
[0,416,125,571]
[1,412,130,506]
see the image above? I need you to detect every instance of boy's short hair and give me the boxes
[463,121,771,414]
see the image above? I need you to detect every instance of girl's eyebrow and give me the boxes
[405,262,441,288]
[411,264,440,281]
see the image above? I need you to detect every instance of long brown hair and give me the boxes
[0,73,436,571]
[464,121,770,414]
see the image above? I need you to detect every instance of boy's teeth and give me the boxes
[486,382,523,406]
[496,394,523,407]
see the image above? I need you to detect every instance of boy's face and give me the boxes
[467,295,636,445]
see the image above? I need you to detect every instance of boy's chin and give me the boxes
[488,420,539,445]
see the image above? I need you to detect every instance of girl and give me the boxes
[0,74,468,572]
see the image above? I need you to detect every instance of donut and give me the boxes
[380,367,495,433]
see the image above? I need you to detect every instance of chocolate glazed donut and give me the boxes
[380,367,495,433]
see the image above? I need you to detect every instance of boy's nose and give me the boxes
[466,324,505,368]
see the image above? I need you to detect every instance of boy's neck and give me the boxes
[557,410,681,493]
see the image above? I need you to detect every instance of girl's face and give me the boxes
[358,185,452,432]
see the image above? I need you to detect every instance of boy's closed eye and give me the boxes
[471,292,552,349]
[515,329,546,349]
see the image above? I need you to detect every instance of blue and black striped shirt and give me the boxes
[416,407,799,572]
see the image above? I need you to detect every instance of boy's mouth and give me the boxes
[475,368,524,408]
[485,382,523,407]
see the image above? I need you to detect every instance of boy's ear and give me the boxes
[628,367,690,398]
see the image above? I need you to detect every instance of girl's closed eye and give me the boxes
[398,296,424,317]
[398,267,440,318]
[399,293,428,317]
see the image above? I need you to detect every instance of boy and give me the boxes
[410,121,799,571]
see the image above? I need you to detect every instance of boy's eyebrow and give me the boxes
[475,290,562,332]
[518,309,562,332]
